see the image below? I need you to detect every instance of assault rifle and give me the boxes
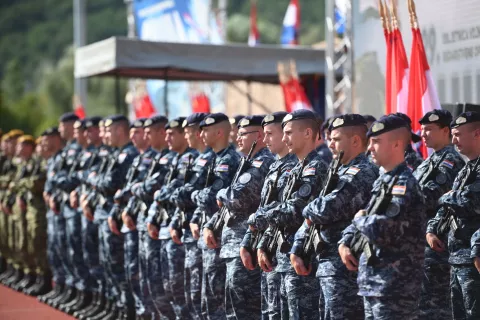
[300,151,344,266]
[211,140,257,238]
[264,158,307,261]
[437,157,480,237]
[245,165,283,265]
[153,155,182,227]
[350,175,398,266]
[419,152,447,186]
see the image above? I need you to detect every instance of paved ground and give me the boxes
[0,284,75,320]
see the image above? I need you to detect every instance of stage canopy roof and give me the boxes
[74,37,332,83]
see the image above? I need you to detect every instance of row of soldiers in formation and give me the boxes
[0,107,479,320]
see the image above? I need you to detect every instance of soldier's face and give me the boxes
[130,128,146,149]
[452,125,479,157]
[421,124,446,149]
[16,143,32,159]
[59,122,74,140]
[367,134,392,166]
[105,127,114,146]
[230,125,239,144]
[74,128,86,145]
[263,124,285,154]
[184,127,199,148]
[200,126,215,147]
[4,140,15,156]
[329,129,350,160]
[86,127,100,145]
[282,122,304,154]
[166,128,185,152]
[237,127,260,154]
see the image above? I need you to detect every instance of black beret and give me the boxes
[199,113,229,129]
[41,127,60,137]
[131,118,147,129]
[329,114,367,131]
[282,109,317,128]
[183,113,209,128]
[262,112,288,127]
[165,117,186,130]
[85,116,102,128]
[451,111,480,129]
[419,109,452,127]
[367,114,410,138]
[59,112,80,123]
[104,115,129,127]
[321,117,335,131]
[363,115,377,123]
[229,115,246,125]
[238,115,264,128]
[392,112,421,143]
[73,119,86,130]
[144,115,168,128]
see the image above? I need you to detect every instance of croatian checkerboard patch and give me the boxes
[441,160,454,169]
[303,167,316,176]
[216,164,229,172]
[392,185,406,195]
[252,160,263,168]
[346,167,360,175]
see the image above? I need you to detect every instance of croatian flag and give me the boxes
[280,0,300,45]
[248,0,260,46]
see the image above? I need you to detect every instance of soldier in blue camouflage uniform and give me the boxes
[54,119,94,314]
[291,114,379,320]
[70,117,106,319]
[91,115,138,319]
[190,113,240,320]
[339,115,426,320]
[203,115,274,320]
[125,115,176,320]
[170,113,212,320]
[393,113,424,171]
[107,118,152,319]
[254,110,329,320]
[153,117,198,319]
[427,111,480,320]
[413,110,465,319]
[45,113,83,308]
[229,115,245,150]
[240,112,297,320]
[37,128,66,304]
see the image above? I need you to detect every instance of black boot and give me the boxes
[78,292,105,320]
[49,286,75,308]
[26,274,52,296]
[87,298,112,320]
[13,272,35,292]
[0,264,14,281]
[74,291,99,318]
[38,283,63,303]
[4,268,23,287]
[0,257,6,273]
[102,302,120,320]
[59,289,81,312]
[65,290,92,315]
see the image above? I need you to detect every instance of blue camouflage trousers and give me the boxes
[283,266,320,320]
[224,257,262,320]
[143,234,175,319]
[363,294,419,320]
[184,242,203,320]
[451,264,480,320]
[53,212,75,287]
[124,231,144,316]
[264,269,288,320]
[202,248,226,320]
[47,210,65,285]
[162,239,189,318]
[99,220,133,312]
[81,215,102,293]
[418,262,451,319]
[318,272,364,320]
[65,209,92,291]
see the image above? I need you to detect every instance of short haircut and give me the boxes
[294,119,319,141]
[340,125,368,147]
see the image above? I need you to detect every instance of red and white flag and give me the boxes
[134,94,156,119]
[389,27,409,114]
[281,78,313,113]
[407,26,441,158]
[248,0,260,46]
[73,95,86,119]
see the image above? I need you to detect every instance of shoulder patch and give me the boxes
[159,157,169,165]
[386,203,401,217]
[392,185,406,196]
[68,149,76,156]
[99,150,109,157]
[84,152,91,158]
[302,167,316,176]
[197,159,207,167]
[252,160,263,168]
[345,167,360,176]
[212,179,224,190]
[441,160,454,169]
[238,172,252,184]
[298,184,312,197]
[436,173,447,185]
[118,153,128,164]
[142,158,152,165]
[216,164,229,172]
[407,165,414,171]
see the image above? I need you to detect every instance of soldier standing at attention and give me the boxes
[414,110,465,319]
[427,111,480,320]
[254,109,329,319]
[291,114,379,320]
[204,115,274,320]
[339,114,426,320]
